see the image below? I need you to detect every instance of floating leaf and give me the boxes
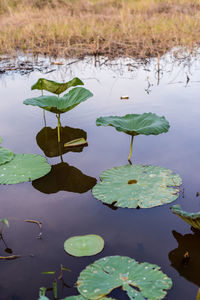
[77,256,172,299]
[92,164,182,208]
[96,113,170,136]
[64,235,104,257]
[0,147,14,165]
[0,154,51,184]
[31,77,84,95]
[62,296,114,299]
[171,205,200,229]
[32,162,96,194]
[42,271,56,275]
[0,255,20,260]
[36,126,87,157]
[24,87,93,114]
[64,138,88,148]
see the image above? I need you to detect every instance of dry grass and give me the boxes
[0,0,200,58]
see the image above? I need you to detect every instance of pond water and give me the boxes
[1,52,200,299]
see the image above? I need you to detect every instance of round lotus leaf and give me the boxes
[77,256,172,299]
[0,147,14,166]
[0,154,51,184]
[96,113,170,136]
[64,235,104,257]
[92,164,182,208]
[24,87,93,114]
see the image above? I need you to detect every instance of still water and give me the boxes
[1,53,200,299]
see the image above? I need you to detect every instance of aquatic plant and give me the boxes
[24,78,93,142]
[96,113,170,162]
[0,147,14,165]
[77,256,172,299]
[64,234,104,257]
[171,205,200,230]
[0,154,51,184]
[0,218,9,235]
[92,164,182,209]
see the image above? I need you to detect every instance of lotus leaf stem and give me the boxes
[57,114,61,142]
[128,135,134,163]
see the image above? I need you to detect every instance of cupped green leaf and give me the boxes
[0,154,51,184]
[31,77,84,95]
[77,256,172,299]
[64,234,104,257]
[64,138,88,148]
[171,205,200,229]
[92,164,182,208]
[0,147,14,165]
[96,113,170,136]
[24,87,93,114]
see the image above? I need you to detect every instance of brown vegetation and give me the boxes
[0,0,200,58]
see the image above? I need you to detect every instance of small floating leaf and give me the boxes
[0,147,14,165]
[31,77,84,95]
[92,164,182,208]
[0,255,20,260]
[0,154,51,184]
[25,219,42,230]
[171,205,200,229]
[77,256,172,299]
[42,271,56,275]
[24,87,93,114]
[64,138,87,148]
[62,296,114,300]
[64,234,104,257]
[120,95,129,100]
[96,113,170,136]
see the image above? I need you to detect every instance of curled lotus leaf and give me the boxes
[77,256,172,299]
[171,205,200,230]
[0,147,14,165]
[64,138,88,148]
[0,154,51,184]
[31,77,84,95]
[23,87,93,114]
[64,234,104,257]
[96,113,170,136]
[92,164,182,208]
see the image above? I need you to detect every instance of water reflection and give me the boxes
[36,126,87,157]
[32,162,97,194]
[169,230,200,286]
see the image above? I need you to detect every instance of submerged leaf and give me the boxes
[64,138,88,148]
[64,235,104,257]
[77,256,172,299]
[31,77,84,95]
[0,147,14,165]
[0,154,51,184]
[96,113,170,136]
[171,205,200,229]
[24,87,93,114]
[92,164,182,208]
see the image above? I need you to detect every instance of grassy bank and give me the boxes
[0,0,200,58]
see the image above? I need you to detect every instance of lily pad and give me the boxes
[77,256,172,299]
[96,113,170,136]
[31,77,84,95]
[171,205,200,229]
[0,147,14,165]
[0,154,51,184]
[64,138,88,148]
[62,296,114,300]
[24,87,93,114]
[92,164,182,208]
[64,235,104,257]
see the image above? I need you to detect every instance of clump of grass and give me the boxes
[0,0,200,58]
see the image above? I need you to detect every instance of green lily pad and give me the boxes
[92,164,182,208]
[96,113,170,136]
[77,256,172,299]
[64,138,88,148]
[0,154,51,184]
[0,147,14,165]
[64,234,104,257]
[171,205,200,229]
[62,296,115,299]
[31,77,84,95]
[24,87,93,114]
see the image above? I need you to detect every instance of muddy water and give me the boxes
[1,54,200,299]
